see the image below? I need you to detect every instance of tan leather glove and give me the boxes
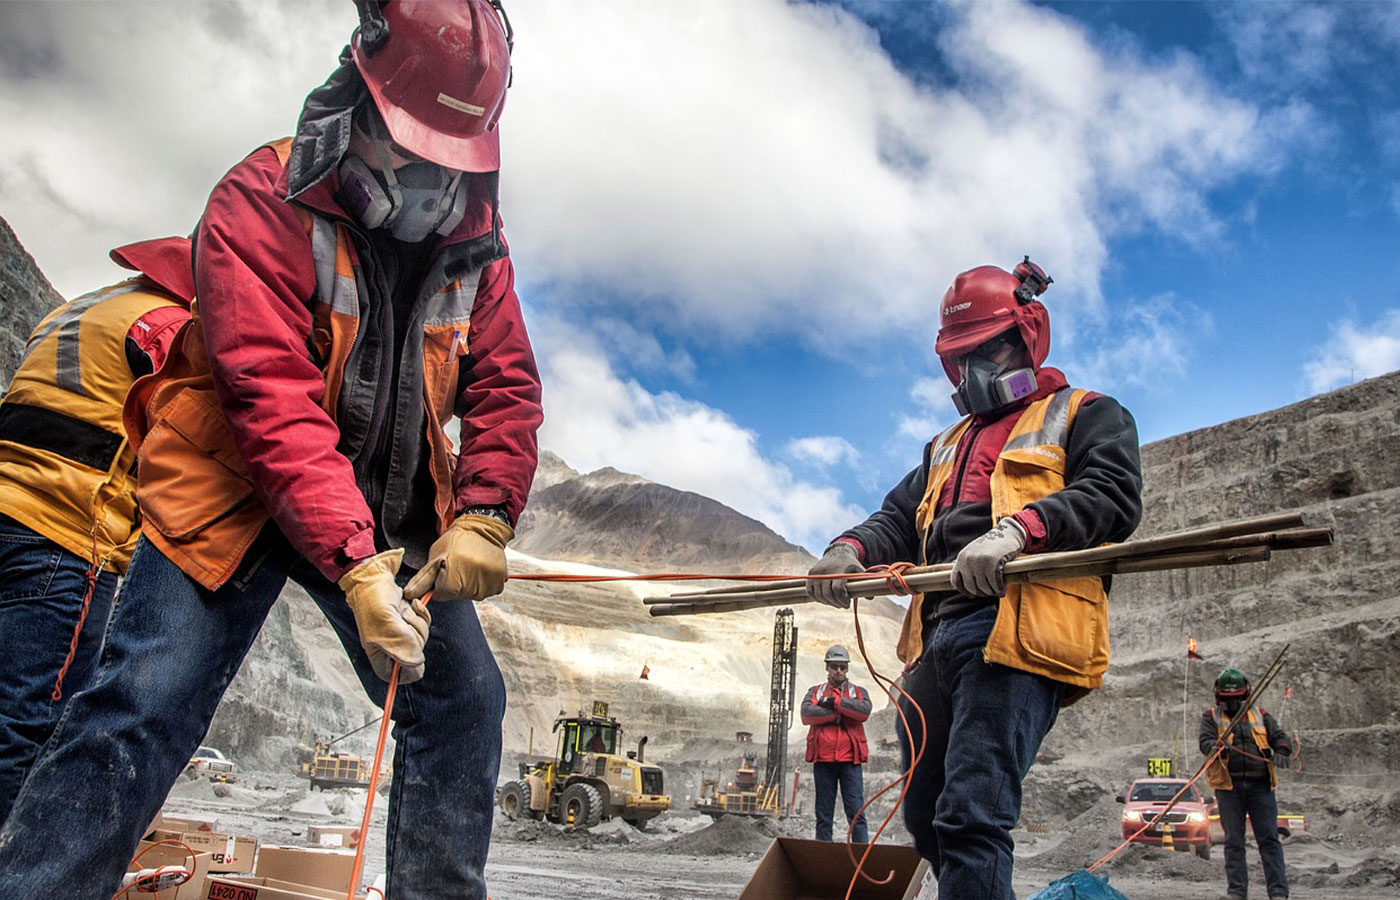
[403,513,513,602]
[339,549,431,684]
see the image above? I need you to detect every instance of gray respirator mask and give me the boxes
[951,341,1037,417]
[337,110,469,243]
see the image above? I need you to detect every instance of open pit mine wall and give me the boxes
[1046,370,1400,779]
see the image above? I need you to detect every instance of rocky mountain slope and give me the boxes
[0,215,63,390]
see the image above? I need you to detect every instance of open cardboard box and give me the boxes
[254,845,356,892]
[201,876,346,900]
[154,828,257,873]
[737,838,934,900]
[127,839,213,900]
[162,812,220,833]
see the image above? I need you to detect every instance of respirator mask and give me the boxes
[951,333,1037,417]
[337,107,469,243]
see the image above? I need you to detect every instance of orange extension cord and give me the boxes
[338,567,931,899]
[111,838,198,900]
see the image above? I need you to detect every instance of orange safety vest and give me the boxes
[0,281,184,572]
[125,139,478,590]
[1205,707,1276,791]
[896,388,1110,698]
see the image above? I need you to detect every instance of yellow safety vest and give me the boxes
[0,280,183,572]
[897,389,1110,698]
[1205,708,1276,791]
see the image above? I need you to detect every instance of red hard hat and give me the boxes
[934,263,1052,385]
[352,0,511,172]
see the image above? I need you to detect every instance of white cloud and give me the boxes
[897,375,958,442]
[1302,309,1400,393]
[786,436,860,469]
[1067,296,1206,391]
[533,322,864,551]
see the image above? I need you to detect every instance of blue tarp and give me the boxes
[1025,869,1132,900]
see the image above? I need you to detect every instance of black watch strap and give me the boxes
[464,505,511,526]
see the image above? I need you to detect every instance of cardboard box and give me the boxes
[162,813,220,833]
[202,876,345,900]
[154,828,258,873]
[254,845,356,892]
[126,839,213,900]
[306,824,361,848]
[737,838,934,900]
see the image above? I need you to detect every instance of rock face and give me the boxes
[0,215,63,389]
[1046,370,1400,782]
[515,451,814,575]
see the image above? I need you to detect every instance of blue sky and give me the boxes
[2,1,1398,555]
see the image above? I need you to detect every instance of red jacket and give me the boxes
[801,680,872,764]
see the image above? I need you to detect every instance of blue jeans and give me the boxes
[0,530,505,899]
[1216,779,1288,898]
[897,604,1062,900]
[813,761,868,842]
[0,513,118,825]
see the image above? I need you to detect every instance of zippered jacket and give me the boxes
[126,74,541,588]
[801,681,871,764]
[1200,706,1292,790]
[834,372,1141,697]
[0,238,190,571]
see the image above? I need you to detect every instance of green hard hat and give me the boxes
[1215,667,1249,700]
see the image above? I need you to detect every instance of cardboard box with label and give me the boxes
[306,824,361,848]
[126,839,213,900]
[153,828,258,873]
[202,876,346,900]
[737,838,934,900]
[254,845,356,892]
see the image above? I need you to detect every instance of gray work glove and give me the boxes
[805,542,863,609]
[951,517,1027,598]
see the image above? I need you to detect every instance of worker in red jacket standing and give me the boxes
[801,644,872,843]
[0,4,540,898]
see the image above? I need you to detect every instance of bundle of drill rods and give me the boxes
[643,511,1333,617]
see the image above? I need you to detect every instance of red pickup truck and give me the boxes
[1116,777,1212,859]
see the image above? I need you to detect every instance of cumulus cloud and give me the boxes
[786,436,860,468]
[1068,296,1208,391]
[1302,309,1400,393]
[897,375,958,443]
[533,321,865,551]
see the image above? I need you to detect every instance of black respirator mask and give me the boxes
[951,336,1037,417]
[337,109,469,243]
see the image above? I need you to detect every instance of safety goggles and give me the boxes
[826,663,848,672]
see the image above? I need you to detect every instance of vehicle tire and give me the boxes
[560,783,603,830]
[499,780,532,820]
[1195,842,1211,860]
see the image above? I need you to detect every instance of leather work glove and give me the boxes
[805,542,864,609]
[951,517,1027,598]
[339,549,431,684]
[404,513,514,602]
[818,694,836,710]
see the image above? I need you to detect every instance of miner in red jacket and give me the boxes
[801,644,872,843]
[0,4,540,898]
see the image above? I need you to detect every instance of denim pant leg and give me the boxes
[1216,787,1249,896]
[838,763,869,843]
[0,515,119,824]
[930,606,1062,900]
[294,560,506,900]
[1245,782,1288,897]
[0,536,287,899]
[812,761,839,841]
[898,618,954,866]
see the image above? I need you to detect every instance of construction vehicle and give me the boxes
[498,701,670,830]
[694,608,798,819]
[296,717,391,791]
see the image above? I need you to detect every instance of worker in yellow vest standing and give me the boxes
[0,237,191,824]
[805,259,1142,898]
[1201,667,1293,900]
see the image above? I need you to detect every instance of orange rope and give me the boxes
[112,838,198,900]
[841,588,928,898]
[51,507,106,702]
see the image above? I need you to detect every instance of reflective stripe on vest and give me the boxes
[1206,707,1276,791]
[0,281,182,570]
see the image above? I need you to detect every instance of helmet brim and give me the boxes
[366,87,502,173]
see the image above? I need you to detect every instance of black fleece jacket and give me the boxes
[839,393,1143,622]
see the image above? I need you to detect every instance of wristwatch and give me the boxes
[464,505,511,526]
